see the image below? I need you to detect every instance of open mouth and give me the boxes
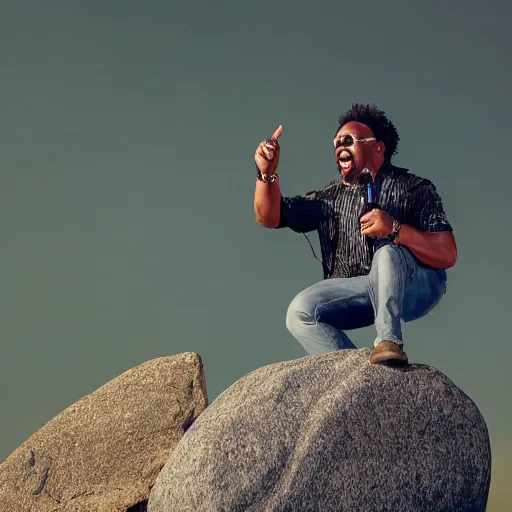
[338,150,354,172]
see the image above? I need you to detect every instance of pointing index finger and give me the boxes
[271,125,283,142]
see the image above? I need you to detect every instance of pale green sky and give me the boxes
[1,1,511,509]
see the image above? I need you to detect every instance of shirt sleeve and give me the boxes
[413,180,453,232]
[276,190,325,233]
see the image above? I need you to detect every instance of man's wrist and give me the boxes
[388,218,402,244]
[256,167,279,184]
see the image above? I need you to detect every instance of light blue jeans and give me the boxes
[285,243,447,354]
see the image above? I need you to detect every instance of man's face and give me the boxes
[333,121,380,184]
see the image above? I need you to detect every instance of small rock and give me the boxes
[0,352,208,511]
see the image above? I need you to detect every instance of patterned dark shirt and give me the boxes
[276,161,453,279]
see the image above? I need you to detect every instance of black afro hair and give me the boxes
[336,103,400,161]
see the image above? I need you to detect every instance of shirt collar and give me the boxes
[377,160,409,177]
[339,161,409,187]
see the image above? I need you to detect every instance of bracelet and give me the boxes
[256,167,279,184]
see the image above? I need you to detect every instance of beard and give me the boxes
[340,161,360,185]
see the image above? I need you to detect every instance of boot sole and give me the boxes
[370,350,409,367]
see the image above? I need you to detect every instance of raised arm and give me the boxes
[254,125,283,228]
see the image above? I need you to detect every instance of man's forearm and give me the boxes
[254,179,281,228]
[396,224,457,269]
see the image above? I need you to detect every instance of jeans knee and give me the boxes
[371,244,407,275]
[285,292,316,333]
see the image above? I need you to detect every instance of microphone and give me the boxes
[358,168,378,258]
[358,168,379,213]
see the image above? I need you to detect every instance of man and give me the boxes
[253,103,456,367]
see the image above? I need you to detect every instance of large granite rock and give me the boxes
[148,348,491,512]
[0,352,208,512]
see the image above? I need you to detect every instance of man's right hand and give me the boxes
[254,125,283,176]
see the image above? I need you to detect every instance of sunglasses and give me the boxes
[333,134,376,149]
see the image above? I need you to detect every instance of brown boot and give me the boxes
[370,341,409,367]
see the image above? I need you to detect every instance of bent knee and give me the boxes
[285,292,317,331]
[372,243,407,269]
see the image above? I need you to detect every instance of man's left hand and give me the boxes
[360,209,393,239]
